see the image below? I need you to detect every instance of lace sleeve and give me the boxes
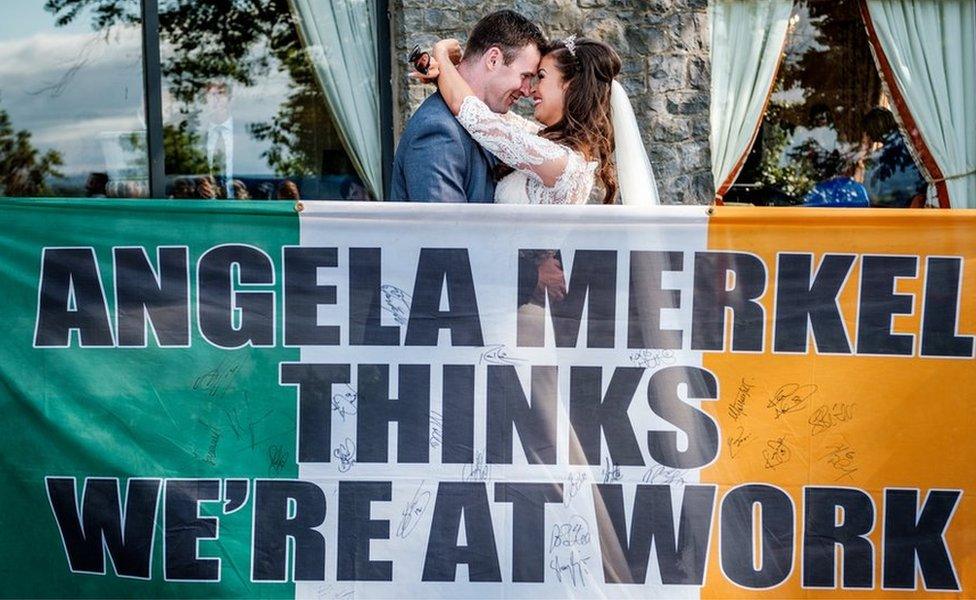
[499,109,542,134]
[456,95,576,188]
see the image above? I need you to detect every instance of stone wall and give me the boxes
[389,0,714,204]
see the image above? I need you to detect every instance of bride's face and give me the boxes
[531,55,567,126]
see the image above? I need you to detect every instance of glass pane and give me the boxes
[0,1,146,198]
[727,0,928,208]
[158,1,366,201]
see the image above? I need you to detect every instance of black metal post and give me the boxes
[141,0,166,198]
[376,0,394,199]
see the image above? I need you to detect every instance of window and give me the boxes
[0,0,387,201]
[0,1,146,198]
[158,1,367,201]
[725,0,928,208]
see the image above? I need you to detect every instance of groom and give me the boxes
[389,10,546,203]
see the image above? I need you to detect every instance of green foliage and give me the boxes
[0,107,63,197]
[162,123,210,176]
[758,119,816,203]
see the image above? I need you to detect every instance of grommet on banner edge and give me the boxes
[294,201,304,213]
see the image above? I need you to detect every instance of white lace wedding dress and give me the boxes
[455,96,597,204]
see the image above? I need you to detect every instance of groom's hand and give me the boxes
[533,255,566,304]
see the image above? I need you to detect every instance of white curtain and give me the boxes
[709,0,793,199]
[865,0,976,209]
[289,0,384,199]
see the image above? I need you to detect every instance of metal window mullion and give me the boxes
[141,0,165,199]
[376,0,393,199]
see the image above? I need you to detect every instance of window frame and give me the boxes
[138,0,394,199]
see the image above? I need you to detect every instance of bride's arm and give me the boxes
[431,40,572,188]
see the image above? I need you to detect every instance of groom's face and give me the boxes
[484,43,542,113]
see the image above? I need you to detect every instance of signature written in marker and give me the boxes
[762,436,792,469]
[641,464,686,486]
[768,383,817,418]
[331,385,357,422]
[461,451,491,482]
[629,349,676,370]
[821,440,858,481]
[549,550,591,587]
[334,438,356,473]
[429,411,443,449]
[268,444,286,474]
[601,457,622,484]
[564,472,588,505]
[808,403,855,436]
[379,285,411,326]
[549,516,592,552]
[480,344,525,365]
[396,482,432,538]
[192,358,242,398]
[729,378,755,420]
[727,425,753,459]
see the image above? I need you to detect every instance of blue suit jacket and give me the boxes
[389,92,496,203]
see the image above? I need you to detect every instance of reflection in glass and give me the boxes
[726,0,927,207]
[157,0,366,200]
[0,1,146,198]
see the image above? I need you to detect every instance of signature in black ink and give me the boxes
[461,451,491,482]
[601,457,622,484]
[396,482,432,539]
[223,392,274,451]
[729,378,755,420]
[268,444,286,474]
[380,285,411,326]
[762,436,792,470]
[565,472,588,505]
[192,423,221,466]
[808,403,855,436]
[479,344,525,365]
[193,357,242,398]
[549,516,592,552]
[767,383,817,418]
[641,464,686,485]
[429,411,443,449]
[821,439,858,481]
[629,349,676,370]
[549,550,590,587]
[727,425,753,459]
[334,438,356,473]
[331,385,357,422]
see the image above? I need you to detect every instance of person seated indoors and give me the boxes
[276,180,300,201]
[860,107,927,207]
[803,153,869,207]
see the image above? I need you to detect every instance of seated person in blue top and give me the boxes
[860,107,927,208]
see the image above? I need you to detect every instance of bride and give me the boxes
[419,35,660,206]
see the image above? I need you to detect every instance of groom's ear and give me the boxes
[483,46,504,71]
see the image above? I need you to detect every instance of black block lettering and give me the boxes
[35,248,114,347]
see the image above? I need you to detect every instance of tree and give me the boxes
[0,107,63,197]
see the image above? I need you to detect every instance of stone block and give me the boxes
[666,91,708,116]
[648,55,687,92]
[425,9,464,30]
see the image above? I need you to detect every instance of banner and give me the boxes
[0,199,973,598]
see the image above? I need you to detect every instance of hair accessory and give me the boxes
[562,34,577,57]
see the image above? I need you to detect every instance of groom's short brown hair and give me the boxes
[462,10,548,65]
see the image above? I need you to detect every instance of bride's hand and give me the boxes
[433,39,462,65]
[409,54,441,83]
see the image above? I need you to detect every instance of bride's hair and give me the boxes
[542,37,622,204]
